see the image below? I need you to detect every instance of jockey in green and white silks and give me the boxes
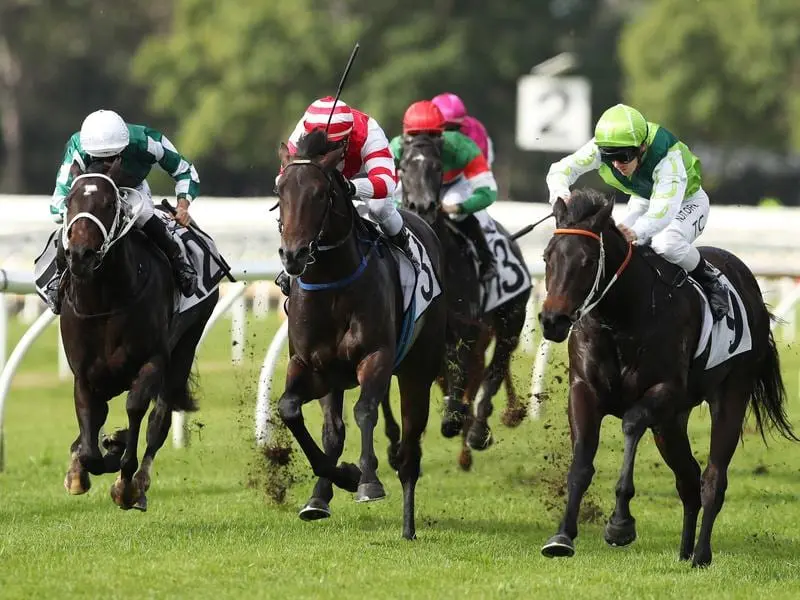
[546,103,729,321]
[46,109,199,313]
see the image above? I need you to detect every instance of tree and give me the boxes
[0,0,166,194]
[619,0,800,152]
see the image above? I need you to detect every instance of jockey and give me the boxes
[390,100,498,282]
[275,96,416,296]
[546,103,729,321]
[431,92,495,166]
[46,109,199,314]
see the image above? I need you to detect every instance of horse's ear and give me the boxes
[106,156,123,181]
[278,143,291,169]
[69,160,83,180]
[552,197,568,226]
[588,197,615,231]
[319,146,346,172]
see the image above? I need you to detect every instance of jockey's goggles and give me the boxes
[598,146,640,164]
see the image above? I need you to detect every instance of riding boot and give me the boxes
[44,234,68,314]
[457,214,497,282]
[140,215,198,296]
[690,257,729,322]
[388,227,421,273]
[275,270,291,296]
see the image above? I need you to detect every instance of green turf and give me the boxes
[1,313,799,599]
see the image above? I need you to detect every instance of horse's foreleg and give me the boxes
[278,357,361,493]
[605,383,678,548]
[652,412,701,561]
[130,397,173,505]
[353,350,394,502]
[300,390,345,521]
[111,357,165,511]
[541,381,602,558]
[71,377,109,492]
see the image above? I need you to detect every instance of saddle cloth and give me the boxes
[691,273,753,370]
[34,211,225,314]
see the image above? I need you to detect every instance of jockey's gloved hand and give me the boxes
[345,179,357,199]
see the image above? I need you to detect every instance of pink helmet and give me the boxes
[431,93,467,126]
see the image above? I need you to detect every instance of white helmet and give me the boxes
[79,109,129,157]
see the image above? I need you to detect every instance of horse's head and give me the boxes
[63,158,124,279]
[539,189,616,342]
[276,128,348,276]
[398,133,443,225]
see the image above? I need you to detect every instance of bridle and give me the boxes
[62,173,141,269]
[551,227,633,321]
[279,159,355,270]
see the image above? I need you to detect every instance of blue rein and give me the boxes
[297,236,380,291]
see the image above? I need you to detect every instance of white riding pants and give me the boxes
[623,187,710,272]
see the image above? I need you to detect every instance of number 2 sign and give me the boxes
[515,75,591,152]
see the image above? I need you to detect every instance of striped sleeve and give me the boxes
[143,128,200,202]
[453,134,497,214]
[545,139,602,204]
[352,118,397,200]
[50,133,86,220]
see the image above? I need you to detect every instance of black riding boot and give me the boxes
[388,227,420,273]
[275,271,291,296]
[690,257,728,322]
[141,215,198,296]
[44,234,68,314]
[456,214,497,282]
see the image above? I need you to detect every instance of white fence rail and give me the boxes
[2,263,800,471]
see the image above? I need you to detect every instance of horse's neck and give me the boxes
[69,240,138,315]
[592,232,658,328]
[298,216,363,287]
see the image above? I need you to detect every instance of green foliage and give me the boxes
[620,0,800,152]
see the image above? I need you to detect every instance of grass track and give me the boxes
[1,314,800,599]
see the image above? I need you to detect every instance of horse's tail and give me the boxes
[749,321,798,442]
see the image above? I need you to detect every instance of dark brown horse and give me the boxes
[275,129,446,539]
[60,158,218,510]
[538,188,796,567]
[392,133,529,470]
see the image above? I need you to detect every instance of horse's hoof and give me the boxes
[500,407,526,428]
[604,518,637,547]
[465,426,493,451]
[692,545,712,568]
[101,429,128,456]
[133,470,151,493]
[541,534,575,558]
[440,417,463,439]
[355,481,387,503]
[64,468,91,495]
[299,497,331,521]
[334,462,362,493]
[132,493,148,512]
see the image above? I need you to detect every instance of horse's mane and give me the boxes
[295,128,341,160]
[564,188,612,224]
[403,133,441,158]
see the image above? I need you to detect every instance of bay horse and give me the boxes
[60,158,218,510]
[391,133,529,470]
[275,129,446,539]
[538,188,796,567]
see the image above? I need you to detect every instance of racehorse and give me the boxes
[391,132,529,470]
[275,129,446,539]
[537,188,797,567]
[59,158,218,510]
